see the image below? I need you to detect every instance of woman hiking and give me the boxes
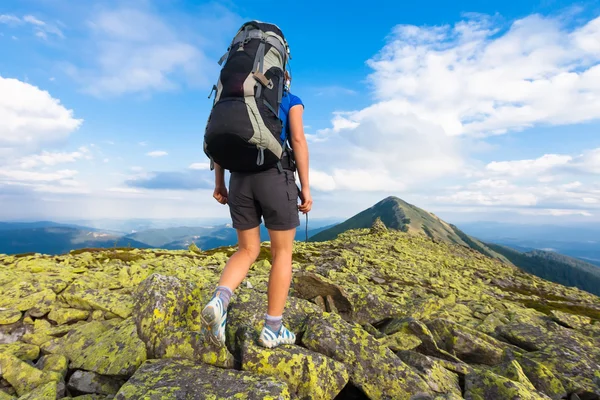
[201,69,312,349]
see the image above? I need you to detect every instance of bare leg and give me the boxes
[266,228,296,316]
[218,227,261,291]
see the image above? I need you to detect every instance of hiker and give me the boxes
[200,21,312,348]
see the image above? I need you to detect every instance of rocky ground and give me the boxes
[0,225,599,399]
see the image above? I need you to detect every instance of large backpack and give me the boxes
[203,21,291,172]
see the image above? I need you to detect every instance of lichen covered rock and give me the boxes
[302,312,432,399]
[396,350,462,397]
[238,327,348,399]
[115,358,290,399]
[47,308,90,325]
[0,342,39,360]
[1,228,599,398]
[464,368,549,400]
[0,310,21,326]
[67,370,124,395]
[15,381,58,400]
[0,353,61,396]
[63,318,146,376]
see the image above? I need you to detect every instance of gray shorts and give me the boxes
[228,168,300,231]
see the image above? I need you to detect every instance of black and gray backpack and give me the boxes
[203,21,291,172]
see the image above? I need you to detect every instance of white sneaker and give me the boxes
[258,324,296,348]
[201,295,227,346]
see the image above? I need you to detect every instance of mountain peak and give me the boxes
[311,196,509,263]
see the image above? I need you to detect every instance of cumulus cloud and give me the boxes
[367,14,600,136]
[310,11,600,210]
[0,76,83,158]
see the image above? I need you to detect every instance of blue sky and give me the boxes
[1,0,600,225]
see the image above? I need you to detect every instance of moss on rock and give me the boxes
[0,353,61,396]
[426,318,520,365]
[464,368,549,400]
[36,354,69,379]
[60,288,132,319]
[15,381,58,400]
[115,358,291,399]
[0,343,39,361]
[0,310,21,326]
[47,307,90,325]
[396,350,462,397]
[65,318,146,376]
[302,312,432,399]
[238,327,348,399]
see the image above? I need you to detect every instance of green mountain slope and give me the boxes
[310,196,509,263]
[485,243,600,296]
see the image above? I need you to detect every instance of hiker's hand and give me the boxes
[213,185,228,205]
[299,188,312,214]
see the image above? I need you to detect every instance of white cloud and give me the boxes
[108,187,141,194]
[366,14,600,137]
[0,169,78,182]
[23,15,45,26]
[0,76,83,157]
[518,209,593,217]
[485,154,573,177]
[188,162,210,170]
[0,15,21,24]
[68,5,238,97]
[146,150,168,157]
[0,14,63,39]
[130,166,144,172]
[138,141,148,146]
[17,147,91,168]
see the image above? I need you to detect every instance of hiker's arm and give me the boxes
[213,163,228,205]
[289,105,312,213]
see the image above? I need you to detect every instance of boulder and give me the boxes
[114,358,290,399]
[464,368,550,400]
[47,308,90,325]
[0,311,21,326]
[0,353,61,396]
[426,318,519,365]
[43,319,146,376]
[237,327,349,399]
[302,312,432,399]
[67,370,124,395]
[36,354,69,380]
[396,350,462,397]
[60,288,132,319]
[133,274,233,368]
[14,381,58,400]
[0,342,39,360]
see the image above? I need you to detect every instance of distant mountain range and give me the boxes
[458,221,600,266]
[0,225,150,255]
[0,219,337,256]
[2,197,599,297]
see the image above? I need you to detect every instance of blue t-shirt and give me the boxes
[279,92,304,144]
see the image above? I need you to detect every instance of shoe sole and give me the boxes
[201,305,224,347]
